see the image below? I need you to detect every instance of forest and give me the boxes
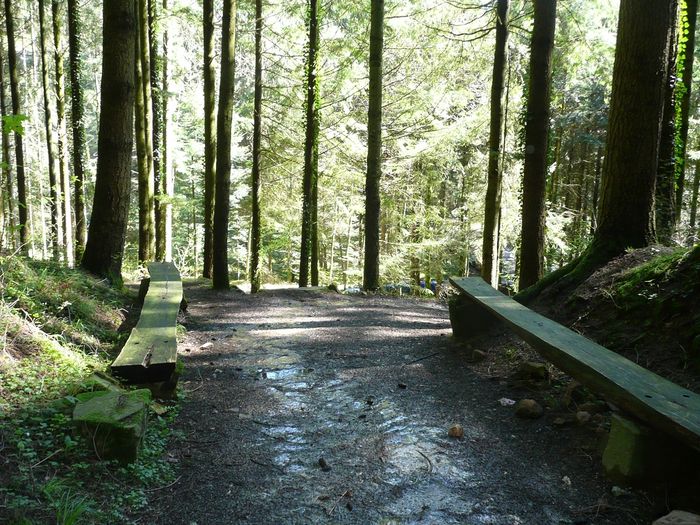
[2,0,700,523]
[0,0,694,291]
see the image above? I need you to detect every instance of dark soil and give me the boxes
[142,283,656,525]
[531,245,700,393]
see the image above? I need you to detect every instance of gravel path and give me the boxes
[145,283,652,525]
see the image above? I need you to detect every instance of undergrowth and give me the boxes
[0,256,181,524]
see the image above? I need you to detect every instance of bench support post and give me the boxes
[449,293,501,339]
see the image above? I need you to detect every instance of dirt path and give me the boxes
[145,284,652,525]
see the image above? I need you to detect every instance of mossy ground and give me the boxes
[532,244,700,390]
[0,256,181,524]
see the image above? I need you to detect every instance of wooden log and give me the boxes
[450,276,700,452]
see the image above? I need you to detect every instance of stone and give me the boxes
[514,399,544,419]
[73,389,151,464]
[602,414,652,485]
[576,411,592,425]
[514,361,549,381]
[552,414,576,427]
[652,510,700,525]
[448,424,464,438]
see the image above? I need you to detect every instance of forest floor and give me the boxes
[142,283,659,525]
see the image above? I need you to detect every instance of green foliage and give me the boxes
[614,248,688,306]
[0,258,181,523]
[2,114,28,135]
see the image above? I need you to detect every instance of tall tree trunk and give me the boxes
[250,0,262,293]
[212,0,237,289]
[150,0,165,259]
[594,0,676,254]
[135,0,155,263]
[589,144,602,235]
[52,0,74,266]
[655,12,679,244]
[0,41,13,251]
[518,0,557,290]
[162,0,172,262]
[481,0,509,287]
[81,0,135,282]
[675,0,698,219]
[689,160,699,236]
[202,0,216,278]
[67,0,87,260]
[4,0,28,253]
[363,0,384,291]
[39,0,63,261]
[300,0,320,287]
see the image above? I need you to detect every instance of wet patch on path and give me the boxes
[145,284,652,525]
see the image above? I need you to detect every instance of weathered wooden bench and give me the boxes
[111,262,182,385]
[449,277,700,455]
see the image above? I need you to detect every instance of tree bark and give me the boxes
[39,0,63,261]
[595,0,676,251]
[481,0,509,287]
[689,160,699,236]
[212,0,237,289]
[136,0,155,263]
[250,0,262,293]
[202,0,217,278]
[162,0,172,262]
[655,9,679,244]
[300,0,320,287]
[518,0,557,290]
[150,0,165,260]
[67,0,87,260]
[363,0,384,291]
[0,40,13,250]
[81,0,135,282]
[675,0,698,219]
[4,0,28,253]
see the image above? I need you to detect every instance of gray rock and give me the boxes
[515,399,544,419]
[514,361,549,381]
[652,510,700,525]
[576,411,592,425]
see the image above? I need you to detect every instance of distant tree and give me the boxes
[0,39,13,250]
[136,0,155,263]
[81,0,135,282]
[39,0,63,261]
[212,0,237,289]
[481,0,509,287]
[518,0,557,290]
[299,0,320,287]
[52,0,74,266]
[676,0,698,223]
[162,0,173,262]
[150,0,165,260]
[363,0,385,291]
[4,0,28,253]
[67,0,87,259]
[250,0,262,293]
[202,0,217,278]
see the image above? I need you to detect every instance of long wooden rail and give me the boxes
[449,276,700,452]
[111,263,182,384]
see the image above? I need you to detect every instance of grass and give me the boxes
[0,256,181,524]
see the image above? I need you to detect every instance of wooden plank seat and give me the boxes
[111,262,182,384]
[449,276,700,452]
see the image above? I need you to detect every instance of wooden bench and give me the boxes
[449,276,700,453]
[111,262,182,384]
